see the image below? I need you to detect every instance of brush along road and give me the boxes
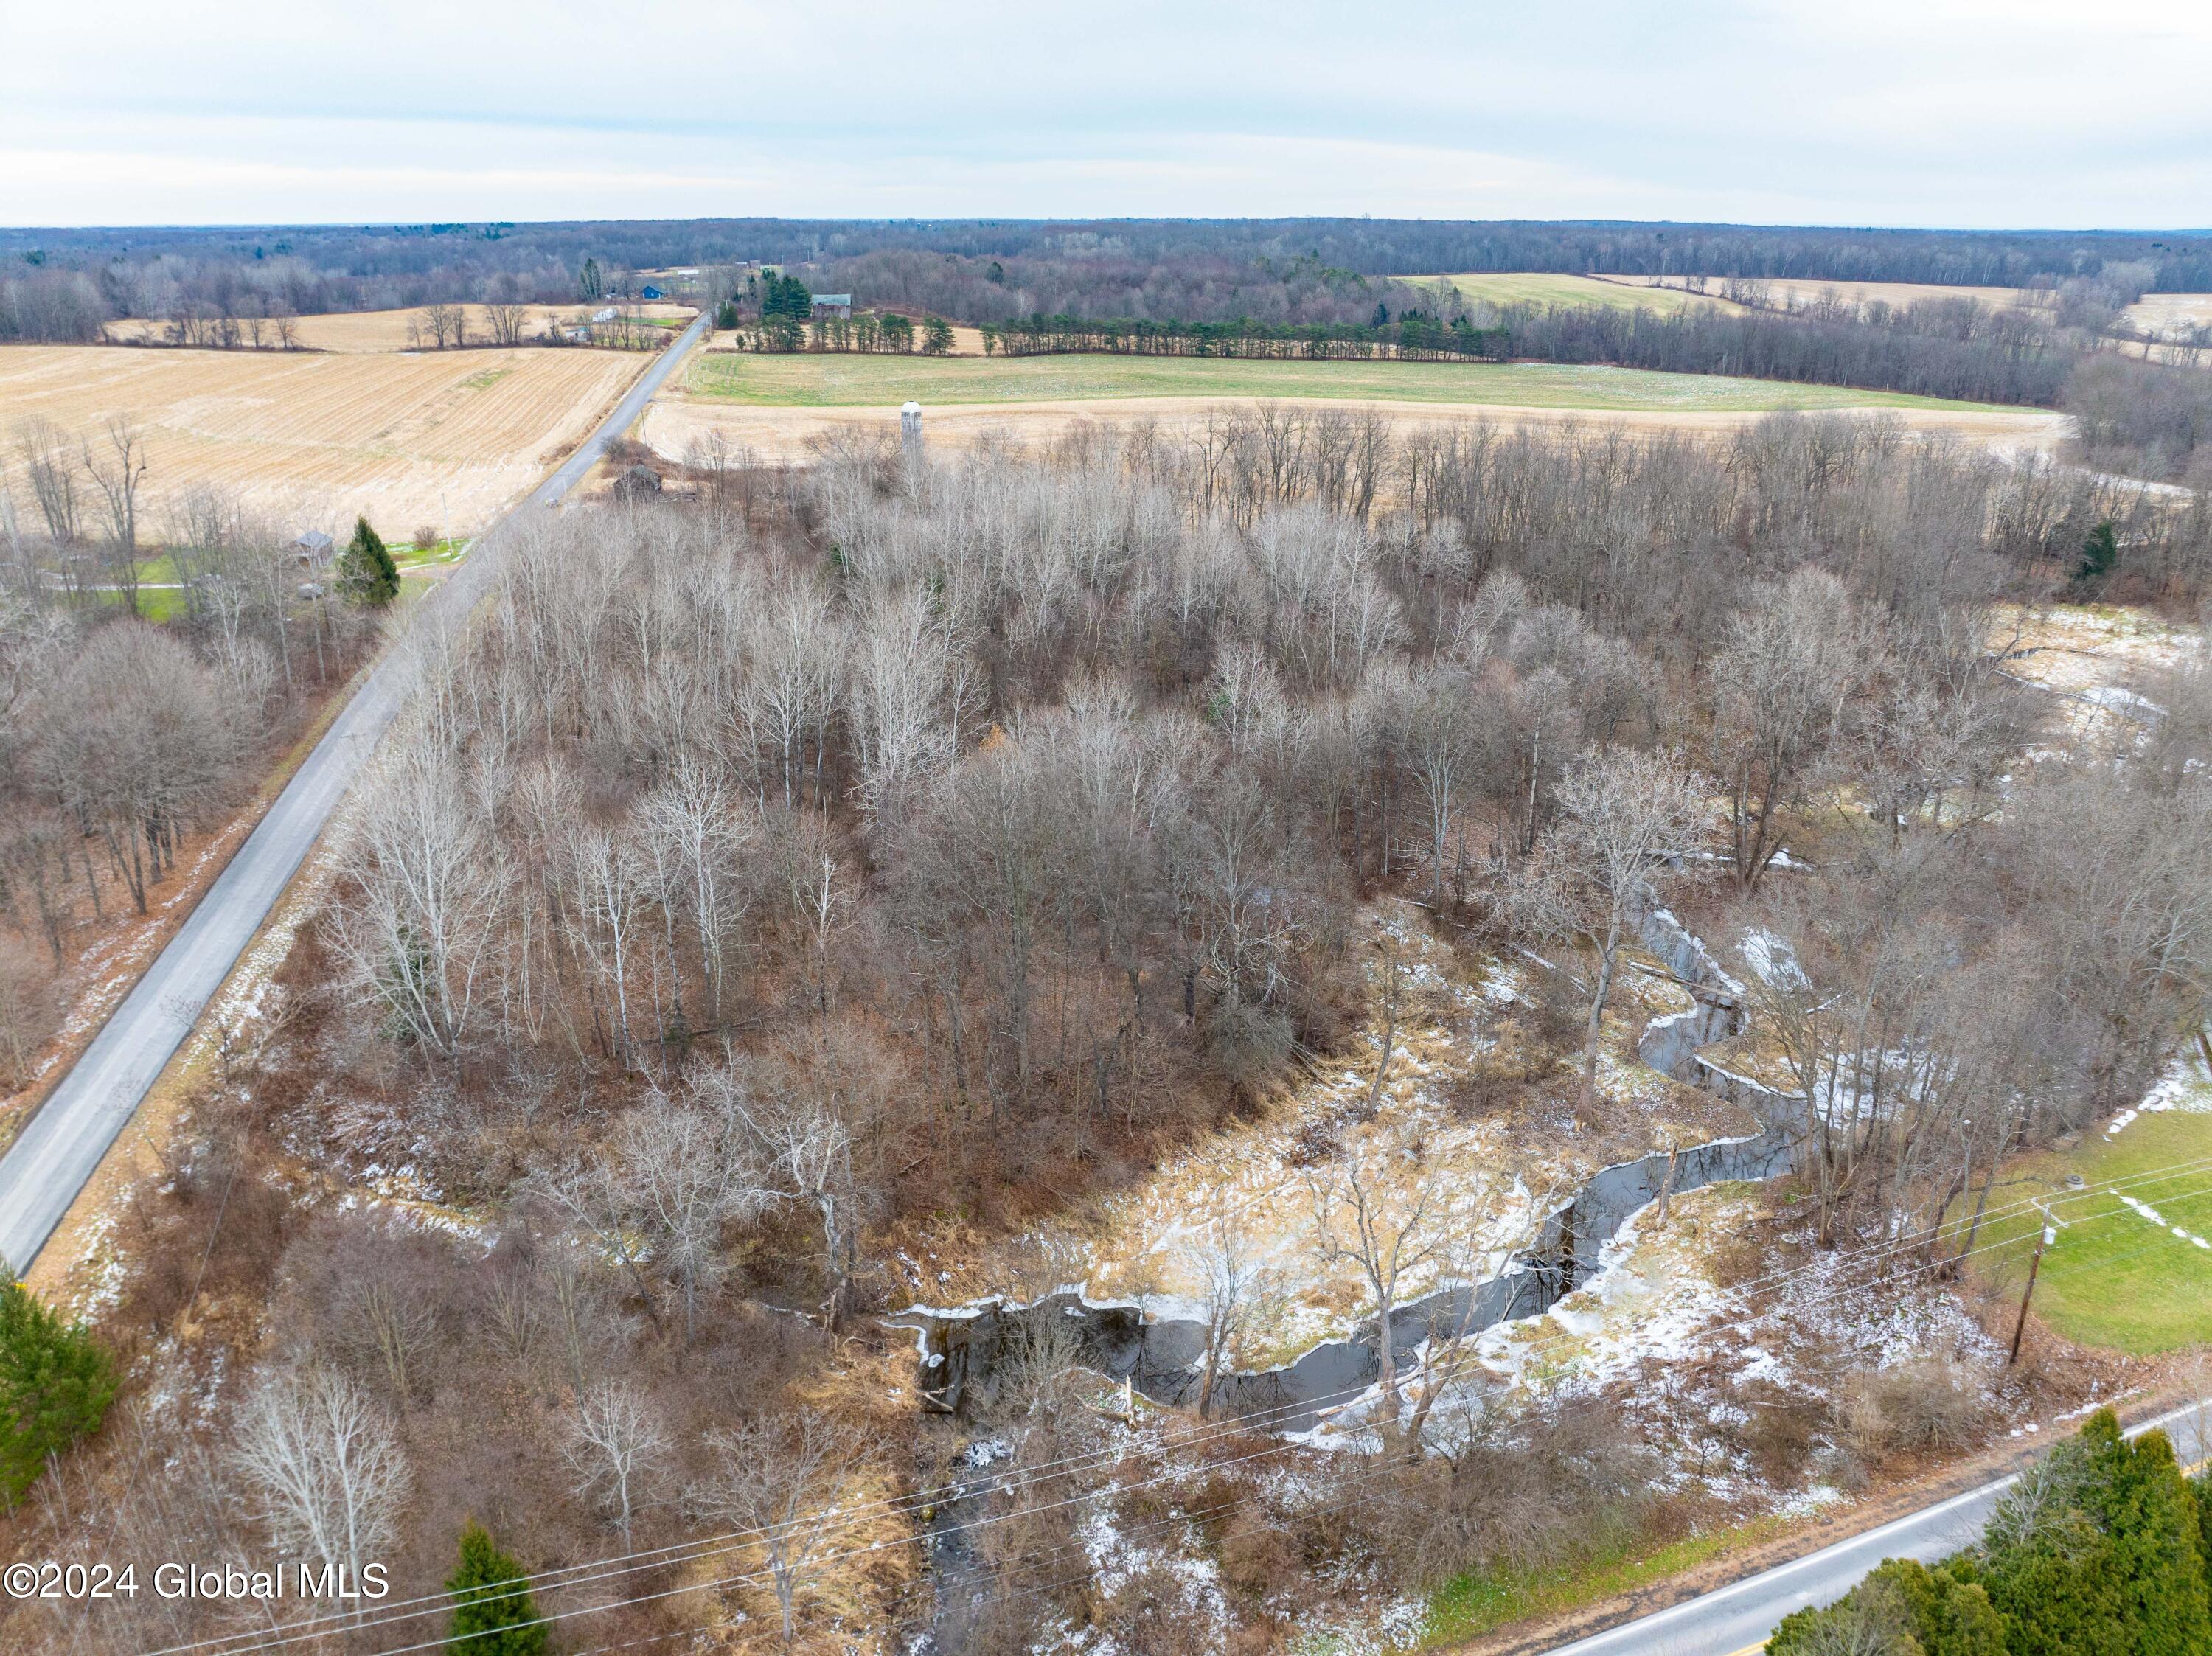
[0,307,713,1276]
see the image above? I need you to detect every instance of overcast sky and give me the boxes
[4,0,2208,229]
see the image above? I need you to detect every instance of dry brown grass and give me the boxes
[0,344,651,536]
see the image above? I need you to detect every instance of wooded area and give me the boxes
[9,406,2209,1652]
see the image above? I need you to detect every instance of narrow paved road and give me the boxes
[1543,1395,2211,1655]
[0,310,712,1275]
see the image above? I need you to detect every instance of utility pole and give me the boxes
[2008,1206,2057,1367]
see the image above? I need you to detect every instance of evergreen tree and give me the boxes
[716,298,739,330]
[1768,1572,1923,1655]
[340,516,400,607]
[1870,1559,2007,1655]
[2077,519,2120,582]
[760,273,814,321]
[923,316,955,356]
[579,257,603,302]
[445,1522,548,1655]
[2093,1420,2210,1655]
[1969,1409,2208,1656]
[0,1276,117,1506]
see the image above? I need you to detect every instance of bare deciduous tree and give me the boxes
[1504,745,1708,1111]
[229,1368,411,1593]
[1308,1151,1444,1422]
[560,1380,667,1544]
[684,1409,880,1646]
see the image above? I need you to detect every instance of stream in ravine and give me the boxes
[894,901,1804,1649]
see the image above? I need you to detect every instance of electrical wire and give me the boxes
[128,1149,2212,1656]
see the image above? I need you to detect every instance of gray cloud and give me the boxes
[3,0,2208,226]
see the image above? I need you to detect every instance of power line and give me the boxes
[129,1150,2212,1656]
[150,1195,2099,1656]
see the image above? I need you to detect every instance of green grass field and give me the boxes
[1420,272,1714,315]
[685,352,2005,414]
[1961,1077,2212,1354]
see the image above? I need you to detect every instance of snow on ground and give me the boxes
[1995,602,2202,748]
[2118,1193,2212,1251]
[2105,1046,2212,1138]
[916,905,1742,1368]
[1307,1179,2014,1515]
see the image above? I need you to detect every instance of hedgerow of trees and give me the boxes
[1770,1408,2212,1656]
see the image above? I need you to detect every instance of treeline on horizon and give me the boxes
[983,298,2073,406]
[8,217,2212,288]
[8,218,2212,346]
[7,214,2209,476]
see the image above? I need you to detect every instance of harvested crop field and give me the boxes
[2122,293,2212,339]
[680,351,2006,411]
[102,302,695,353]
[644,389,2067,470]
[1618,273,2037,314]
[0,344,650,536]
[645,351,2059,467]
[1422,272,1733,314]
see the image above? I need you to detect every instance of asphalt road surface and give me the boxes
[1543,1395,2212,1655]
[0,309,712,1276]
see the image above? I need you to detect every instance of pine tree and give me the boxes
[579,257,603,302]
[2092,1419,2211,1655]
[1869,1559,2007,1655]
[445,1522,548,1655]
[1969,1408,2208,1656]
[2077,519,2120,583]
[924,316,955,356]
[0,1277,117,1506]
[340,516,400,607]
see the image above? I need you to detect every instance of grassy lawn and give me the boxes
[1959,1073,2212,1354]
[684,352,2008,414]
[1421,272,1709,315]
[1417,1517,1790,1647]
[394,537,466,568]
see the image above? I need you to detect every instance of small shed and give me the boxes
[810,293,853,319]
[640,284,665,300]
[612,464,664,502]
[291,529,334,571]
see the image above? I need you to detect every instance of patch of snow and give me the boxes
[2118,1193,2212,1251]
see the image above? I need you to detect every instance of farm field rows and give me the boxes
[1617,273,2036,312]
[679,349,2009,411]
[2123,292,2212,338]
[1421,271,1732,313]
[102,301,695,352]
[0,344,652,537]
[644,350,2065,467]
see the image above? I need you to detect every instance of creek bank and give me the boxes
[888,903,1804,1435]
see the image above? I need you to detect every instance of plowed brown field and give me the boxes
[0,345,650,537]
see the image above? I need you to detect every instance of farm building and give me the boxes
[640,285,665,300]
[290,529,334,571]
[810,293,853,319]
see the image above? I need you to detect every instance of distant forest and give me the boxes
[6,215,2210,476]
[5,218,2212,344]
